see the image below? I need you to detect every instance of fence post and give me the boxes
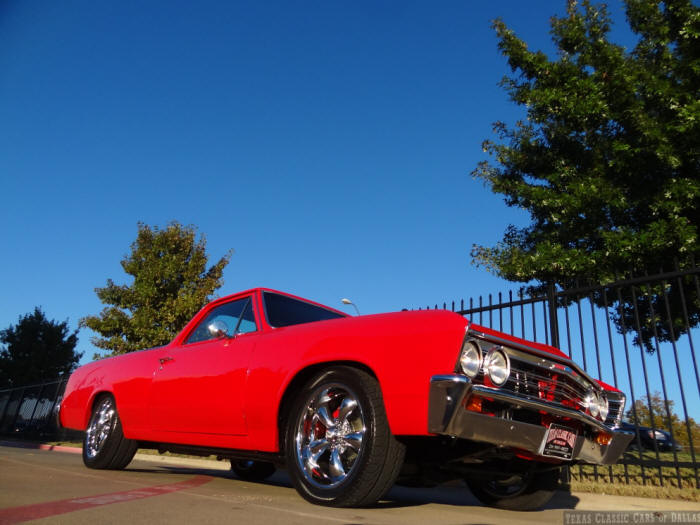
[9,387,26,432]
[26,384,45,435]
[548,283,560,349]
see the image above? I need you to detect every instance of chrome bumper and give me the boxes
[428,374,634,465]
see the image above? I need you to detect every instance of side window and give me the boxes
[263,292,345,327]
[185,297,257,344]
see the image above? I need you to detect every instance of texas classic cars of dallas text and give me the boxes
[60,288,633,510]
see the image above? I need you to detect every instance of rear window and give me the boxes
[263,292,345,327]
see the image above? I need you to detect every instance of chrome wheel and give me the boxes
[285,367,405,507]
[85,397,116,459]
[294,383,366,489]
[82,394,137,470]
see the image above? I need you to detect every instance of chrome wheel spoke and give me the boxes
[343,431,364,451]
[337,397,357,421]
[302,447,320,472]
[329,448,345,480]
[314,404,335,430]
[86,399,115,458]
[309,438,329,457]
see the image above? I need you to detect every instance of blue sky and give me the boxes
[0,1,639,355]
[4,1,699,422]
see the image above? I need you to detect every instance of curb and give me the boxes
[132,452,231,470]
[0,440,230,470]
[0,440,81,454]
[39,443,82,454]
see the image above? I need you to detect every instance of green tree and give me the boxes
[0,308,82,388]
[626,392,700,451]
[471,0,700,350]
[81,222,232,356]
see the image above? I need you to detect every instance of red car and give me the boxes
[60,288,633,510]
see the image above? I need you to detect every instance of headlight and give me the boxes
[584,390,600,418]
[485,348,510,386]
[459,341,482,378]
[598,393,609,421]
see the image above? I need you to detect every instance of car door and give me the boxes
[149,296,258,437]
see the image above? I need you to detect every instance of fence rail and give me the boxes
[2,267,699,489]
[0,378,82,442]
[420,265,700,489]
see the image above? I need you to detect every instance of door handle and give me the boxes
[158,356,174,370]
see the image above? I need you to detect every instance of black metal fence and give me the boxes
[0,378,82,442]
[3,268,699,489]
[421,265,700,489]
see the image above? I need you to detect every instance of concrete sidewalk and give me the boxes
[1,439,698,514]
[0,439,231,470]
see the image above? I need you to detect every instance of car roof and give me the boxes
[214,288,349,317]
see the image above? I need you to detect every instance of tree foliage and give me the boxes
[471,0,700,349]
[626,392,700,451]
[0,308,82,389]
[81,222,232,356]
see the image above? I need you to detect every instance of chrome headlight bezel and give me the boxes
[484,348,510,387]
[459,341,482,378]
[598,392,609,422]
[584,390,599,418]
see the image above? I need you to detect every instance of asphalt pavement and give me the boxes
[0,444,698,525]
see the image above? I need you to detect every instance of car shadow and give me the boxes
[127,464,294,490]
[126,464,580,510]
[380,483,580,510]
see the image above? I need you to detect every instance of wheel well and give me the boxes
[277,361,377,452]
[84,391,112,427]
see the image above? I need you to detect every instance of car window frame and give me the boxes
[261,291,346,329]
[183,296,258,346]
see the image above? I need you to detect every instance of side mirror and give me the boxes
[207,320,229,339]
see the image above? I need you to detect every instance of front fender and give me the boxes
[244,310,468,451]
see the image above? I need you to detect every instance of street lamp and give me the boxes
[341,298,361,316]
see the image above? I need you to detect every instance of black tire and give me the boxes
[230,460,276,481]
[466,467,561,511]
[284,366,405,507]
[82,394,137,470]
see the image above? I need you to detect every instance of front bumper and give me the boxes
[428,374,634,465]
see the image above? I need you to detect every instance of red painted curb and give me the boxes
[38,444,81,454]
[0,475,212,524]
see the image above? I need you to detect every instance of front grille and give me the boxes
[505,352,590,412]
[469,335,624,428]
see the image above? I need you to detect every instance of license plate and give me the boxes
[539,423,577,460]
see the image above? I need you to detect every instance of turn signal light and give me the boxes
[596,432,612,446]
[465,395,483,413]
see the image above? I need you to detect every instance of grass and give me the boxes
[570,450,700,501]
[570,479,700,501]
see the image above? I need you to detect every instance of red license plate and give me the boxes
[539,423,577,460]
